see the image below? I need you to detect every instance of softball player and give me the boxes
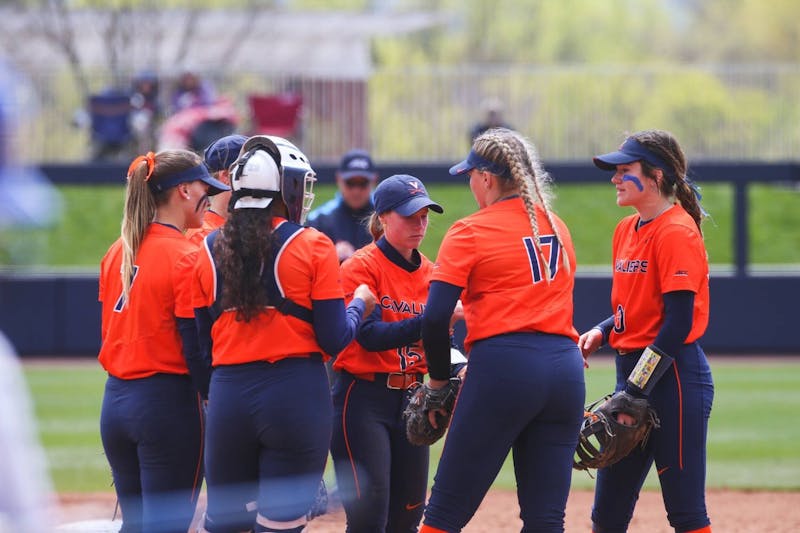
[186,134,245,246]
[418,128,585,532]
[192,135,376,533]
[578,130,713,533]
[330,174,456,532]
[98,149,229,532]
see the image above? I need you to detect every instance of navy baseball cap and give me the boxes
[204,134,247,172]
[449,149,508,176]
[150,163,230,196]
[373,174,443,216]
[593,137,670,171]
[338,149,378,180]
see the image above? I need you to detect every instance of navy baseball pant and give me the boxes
[100,373,204,533]
[592,342,714,533]
[331,372,429,532]
[203,357,332,532]
[423,332,586,532]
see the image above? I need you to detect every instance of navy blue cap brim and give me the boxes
[592,151,641,171]
[449,159,472,175]
[202,174,231,196]
[449,150,508,176]
[593,137,671,172]
[339,170,378,180]
[394,196,444,216]
[150,164,230,195]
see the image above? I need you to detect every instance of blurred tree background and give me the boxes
[2,0,799,162]
[0,0,796,267]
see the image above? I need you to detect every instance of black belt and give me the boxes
[616,348,645,356]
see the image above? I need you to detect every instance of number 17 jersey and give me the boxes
[431,197,579,352]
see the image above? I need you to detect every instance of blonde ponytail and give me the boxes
[367,212,384,241]
[119,150,203,307]
[121,161,157,304]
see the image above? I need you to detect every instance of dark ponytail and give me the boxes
[674,179,704,234]
[214,209,275,322]
[633,129,704,234]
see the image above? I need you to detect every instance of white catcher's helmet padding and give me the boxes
[230,135,316,223]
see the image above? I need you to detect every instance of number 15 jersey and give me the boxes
[334,239,432,375]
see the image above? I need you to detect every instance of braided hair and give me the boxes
[473,128,571,282]
[631,129,705,234]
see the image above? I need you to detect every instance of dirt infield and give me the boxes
[59,489,800,532]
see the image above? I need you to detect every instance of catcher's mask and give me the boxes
[230,135,316,223]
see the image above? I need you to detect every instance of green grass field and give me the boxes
[24,357,800,494]
[6,182,800,268]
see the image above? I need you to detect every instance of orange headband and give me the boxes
[127,152,156,181]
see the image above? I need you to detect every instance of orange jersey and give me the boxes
[186,209,225,246]
[193,218,344,366]
[334,241,432,375]
[608,204,710,351]
[98,223,197,379]
[432,197,579,351]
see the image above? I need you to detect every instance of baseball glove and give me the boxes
[403,378,462,446]
[573,391,660,471]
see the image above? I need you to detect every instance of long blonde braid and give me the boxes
[519,136,571,276]
[473,129,570,282]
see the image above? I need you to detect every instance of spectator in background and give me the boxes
[130,71,161,153]
[170,70,216,114]
[131,71,160,118]
[306,149,378,263]
[469,97,513,143]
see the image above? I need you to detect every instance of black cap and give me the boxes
[338,149,378,180]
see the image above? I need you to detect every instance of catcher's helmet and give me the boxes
[230,135,316,223]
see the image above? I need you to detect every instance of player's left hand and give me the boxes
[578,329,603,367]
[403,378,461,445]
[353,283,377,317]
[449,300,464,328]
[425,378,451,429]
[574,391,660,471]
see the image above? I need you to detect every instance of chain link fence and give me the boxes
[22,64,800,164]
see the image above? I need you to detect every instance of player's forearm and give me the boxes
[422,281,462,381]
[625,291,694,397]
[356,305,423,351]
[312,297,366,356]
[176,316,211,399]
[652,290,695,356]
[593,315,615,346]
